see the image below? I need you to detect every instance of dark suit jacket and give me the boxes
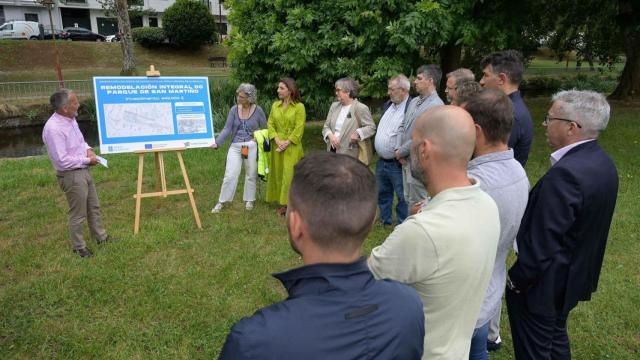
[381,96,412,115]
[508,140,618,316]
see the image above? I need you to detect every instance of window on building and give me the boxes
[24,13,39,22]
[66,0,88,4]
[217,22,227,35]
[131,16,143,28]
[0,6,5,25]
[149,17,158,27]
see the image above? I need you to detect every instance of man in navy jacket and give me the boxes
[218,153,425,360]
[506,90,618,359]
[480,50,534,167]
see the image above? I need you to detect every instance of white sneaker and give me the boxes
[245,201,254,210]
[211,203,224,213]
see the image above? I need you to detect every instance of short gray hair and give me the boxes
[447,68,475,85]
[335,77,359,98]
[389,74,410,91]
[455,81,482,106]
[236,83,258,104]
[552,90,610,137]
[50,88,73,111]
[417,64,442,90]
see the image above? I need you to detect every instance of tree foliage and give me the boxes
[226,0,541,111]
[163,0,217,50]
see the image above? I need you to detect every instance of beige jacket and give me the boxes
[322,99,376,158]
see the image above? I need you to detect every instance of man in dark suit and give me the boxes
[506,90,619,359]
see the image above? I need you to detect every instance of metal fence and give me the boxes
[0,76,230,101]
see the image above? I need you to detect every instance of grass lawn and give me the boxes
[0,98,638,358]
[0,41,229,82]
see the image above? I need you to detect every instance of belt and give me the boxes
[56,168,87,175]
[379,157,398,163]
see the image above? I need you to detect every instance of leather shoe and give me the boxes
[97,235,118,245]
[73,247,93,258]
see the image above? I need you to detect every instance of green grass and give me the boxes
[526,58,623,77]
[0,100,638,358]
[0,41,230,82]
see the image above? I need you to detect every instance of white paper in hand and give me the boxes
[96,155,108,168]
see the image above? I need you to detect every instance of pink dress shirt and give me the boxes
[42,112,91,172]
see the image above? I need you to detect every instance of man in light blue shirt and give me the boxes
[374,74,411,225]
[464,89,530,359]
[395,65,444,210]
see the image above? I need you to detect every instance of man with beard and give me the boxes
[369,106,500,360]
[219,153,425,360]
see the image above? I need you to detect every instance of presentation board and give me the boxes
[93,76,215,154]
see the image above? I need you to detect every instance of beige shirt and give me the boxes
[368,180,500,360]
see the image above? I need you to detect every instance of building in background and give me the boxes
[0,0,229,37]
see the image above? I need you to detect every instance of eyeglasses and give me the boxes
[544,115,582,128]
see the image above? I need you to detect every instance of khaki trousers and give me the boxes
[56,168,107,250]
[402,164,428,209]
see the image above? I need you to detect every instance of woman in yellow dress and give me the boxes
[266,77,306,216]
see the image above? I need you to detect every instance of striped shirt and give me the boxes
[375,97,408,159]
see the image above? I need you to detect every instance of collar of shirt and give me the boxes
[52,111,76,124]
[468,149,515,168]
[422,178,482,212]
[391,96,409,111]
[550,139,595,165]
[273,257,372,297]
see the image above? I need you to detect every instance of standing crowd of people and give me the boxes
[42,49,619,360]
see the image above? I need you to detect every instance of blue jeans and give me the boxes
[469,322,489,360]
[375,158,407,225]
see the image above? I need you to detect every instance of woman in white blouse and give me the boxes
[322,78,376,159]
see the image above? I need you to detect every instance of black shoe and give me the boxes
[73,247,94,258]
[97,235,118,245]
[487,336,502,352]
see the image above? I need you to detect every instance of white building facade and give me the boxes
[0,0,228,36]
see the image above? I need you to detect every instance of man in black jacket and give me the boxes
[219,153,425,360]
[506,90,619,359]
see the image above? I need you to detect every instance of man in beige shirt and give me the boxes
[369,106,500,360]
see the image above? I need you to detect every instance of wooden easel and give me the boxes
[133,148,202,234]
[132,65,202,234]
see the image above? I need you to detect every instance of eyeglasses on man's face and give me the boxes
[543,115,582,128]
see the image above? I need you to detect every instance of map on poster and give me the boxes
[93,77,215,154]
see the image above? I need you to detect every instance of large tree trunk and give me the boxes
[439,41,463,100]
[610,0,639,99]
[116,0,137,76]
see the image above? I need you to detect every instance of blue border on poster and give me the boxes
[93,76,215,154]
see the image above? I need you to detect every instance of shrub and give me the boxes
[132,27,166,48]
[522,74,617,94]
[162,0,217,50]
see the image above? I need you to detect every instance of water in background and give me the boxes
[0,122,99,158]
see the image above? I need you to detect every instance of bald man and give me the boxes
[369,106,500,360]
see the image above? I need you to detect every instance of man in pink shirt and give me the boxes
[43,88,114,257]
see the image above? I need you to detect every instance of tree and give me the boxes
[115,0,136,75]
[538,0,640,100]
[226,0,540,111]
[162,0,217,50]
[98,0,156,76]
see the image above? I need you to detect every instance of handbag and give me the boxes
[352,105,374,166]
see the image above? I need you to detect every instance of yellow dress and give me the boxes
[266,100,306,205]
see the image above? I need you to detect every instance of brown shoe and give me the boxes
[277,206,287,216]
[73,247,93,258]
